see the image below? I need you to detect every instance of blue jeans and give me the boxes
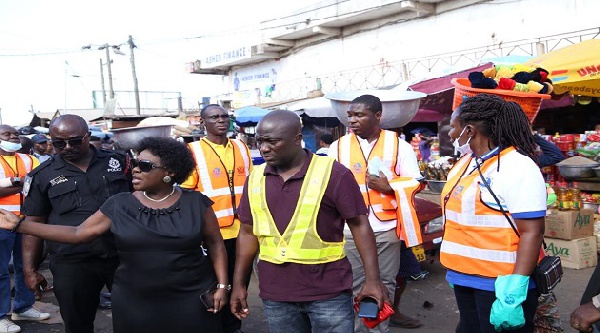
[262,293,354,333]
[0,230,35,319]
[454,285,538,333]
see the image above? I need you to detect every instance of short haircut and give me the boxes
[320,134,334,145]
[136,137,196,184]
[351,95,382,113]
[200,104,225,118]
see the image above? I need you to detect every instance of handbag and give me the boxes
[353,297,394,329]
[533,255,563,295]
[474,160,563,294]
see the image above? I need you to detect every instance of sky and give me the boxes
[0,0,303,126]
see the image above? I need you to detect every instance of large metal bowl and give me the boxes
[325,90,426,129]
[111,125,173,151]
[557,164,599,179]
[426,180,447,193]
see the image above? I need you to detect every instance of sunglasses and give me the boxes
[52,133,89,149]
[131,159,166,172]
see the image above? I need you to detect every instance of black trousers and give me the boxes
[221,238,252,333]
[50,255,119,333]
[454,284,538,333]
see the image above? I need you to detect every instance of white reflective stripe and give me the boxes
[339,136,352,167]
[381,131,396,165]
[441,240,517,263]
[190,142,215,193]
[358,184,368,193]
[231,139,251,173]
[370,204,384,212]
[0,205,21,212]
[214,207,235,219]
[396,185,419,245]
[445,210,513,228]
[203,187,234,197]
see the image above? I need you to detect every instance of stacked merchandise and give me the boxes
[544,184,597,269]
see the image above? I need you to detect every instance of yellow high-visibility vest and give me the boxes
[248,155,346,264]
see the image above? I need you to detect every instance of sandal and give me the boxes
[389,313,422,328]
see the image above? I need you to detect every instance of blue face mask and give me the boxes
[452,127,472,156]
[0,140,22,153]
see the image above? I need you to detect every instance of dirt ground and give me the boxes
[12,257,593,333]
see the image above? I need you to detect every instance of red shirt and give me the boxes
[238,151,368,302]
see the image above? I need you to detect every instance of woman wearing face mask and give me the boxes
[440,94,547,333]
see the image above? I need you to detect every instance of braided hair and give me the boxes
[455,94,538,164]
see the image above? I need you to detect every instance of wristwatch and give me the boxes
[592,294,600,309]
[11,177,21,186]
[216,284,232,291]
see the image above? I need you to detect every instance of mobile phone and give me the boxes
[358,297,379,319]
[200,288,216,309]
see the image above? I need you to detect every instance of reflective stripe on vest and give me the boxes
[188,139,250,227]
[440,147,521,277]
[337,131,422,246]
[0,153,34,215]
[248,155,345,264]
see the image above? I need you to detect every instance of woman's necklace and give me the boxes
[143,187,175,202]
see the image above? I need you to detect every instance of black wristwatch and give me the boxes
[11,177,21,186]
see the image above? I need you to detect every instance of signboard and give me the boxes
[201,46,252,68]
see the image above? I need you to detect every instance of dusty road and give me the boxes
[15,258,593,333]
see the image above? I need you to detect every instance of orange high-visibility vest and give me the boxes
[0,154,35,214]
[337,130,422,246]
[188,138,251,227]
[440,147,533,277]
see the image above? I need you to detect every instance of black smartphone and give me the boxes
[200,288,216,309]
[357,297,379,319]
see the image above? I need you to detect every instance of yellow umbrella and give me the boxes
[526,39,600,97]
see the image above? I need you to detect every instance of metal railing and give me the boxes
[223,27,600,104]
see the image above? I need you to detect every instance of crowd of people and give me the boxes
[0,94,598,333]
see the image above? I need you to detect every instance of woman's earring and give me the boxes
[163,175,172,183]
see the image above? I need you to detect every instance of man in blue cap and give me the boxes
[30,135,51,163]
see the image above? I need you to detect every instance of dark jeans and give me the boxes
[262,293,354,333]
[50,255,119,333]
[222,238,252,333]
[454,284,538,333]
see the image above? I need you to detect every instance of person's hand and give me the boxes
[366,173,393,195]
[570,302,600,332]
[208,288,229,313]
[230,286,250,319]
[0,209,20,231]
[24,270,48,301]
[490,274,529,331]
[356,279,387,309]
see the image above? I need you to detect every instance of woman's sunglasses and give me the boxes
[51,133,89,149]
[131,159,166,172]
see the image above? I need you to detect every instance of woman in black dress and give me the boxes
[0,137,228,333]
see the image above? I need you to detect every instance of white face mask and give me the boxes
[0,140,22,153]
[452,127,472,156]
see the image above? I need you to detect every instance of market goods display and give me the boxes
[421,156,454,181]
[556,156,600,179]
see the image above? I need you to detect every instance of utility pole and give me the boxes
[100,44,115,99]
[99,58,107,104]
[128,35,141,115]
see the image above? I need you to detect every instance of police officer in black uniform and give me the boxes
[20,115,132,333]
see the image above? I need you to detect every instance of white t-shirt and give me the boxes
[451,149,547,218]
[329,134,422,232]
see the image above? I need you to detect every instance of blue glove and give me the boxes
[490,274,529,331]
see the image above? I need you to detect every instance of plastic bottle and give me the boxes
[571,182,582,210]
[557,182,571,211]
[430,137,440,160]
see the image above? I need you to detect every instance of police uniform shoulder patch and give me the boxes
[22,176,33,197]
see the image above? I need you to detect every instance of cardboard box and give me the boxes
[544,209,594,240]
[545,236,598,270]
